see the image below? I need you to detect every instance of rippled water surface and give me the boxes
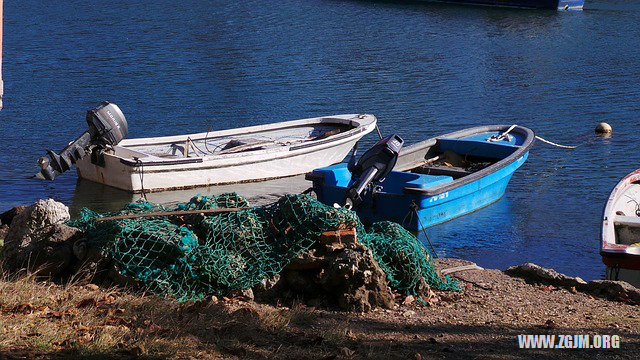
[1,0,639,280]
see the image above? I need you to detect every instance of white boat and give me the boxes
[601,168,640,287]
[75,114,377,193]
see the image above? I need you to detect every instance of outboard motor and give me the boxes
[36,102,128,180]
[343,134,403,209]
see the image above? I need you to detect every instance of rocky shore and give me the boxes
[1,200,639,359]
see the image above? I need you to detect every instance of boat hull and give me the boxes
[309,125,534,231]
[601,169,640,287]
[417,0,584,10]
[76,114,377,193]
[310,153,527,230]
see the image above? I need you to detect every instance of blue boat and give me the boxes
[416,0,584,10]
[307,125,535,231]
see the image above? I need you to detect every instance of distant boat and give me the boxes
[601,169,640,287]
[416,0,584,10]
[307,125,534,231]
[76,114,377,193]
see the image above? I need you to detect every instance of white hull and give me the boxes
[76,114,376,193]
[601,168,640,278]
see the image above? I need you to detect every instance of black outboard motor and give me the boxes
[36,102,128,180]
[343,134,403,209]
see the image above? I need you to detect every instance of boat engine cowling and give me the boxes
[36,102,128,180]
[343,134,403,209]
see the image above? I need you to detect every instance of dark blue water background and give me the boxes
[1,0,639,280]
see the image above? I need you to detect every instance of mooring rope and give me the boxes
[375,123,383,140]
[490,124,578,149]
[406,201,438,258]
[534,135,577,149]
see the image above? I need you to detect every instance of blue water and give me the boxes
[1,0,639,281]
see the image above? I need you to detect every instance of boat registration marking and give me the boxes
[429,192,449,203]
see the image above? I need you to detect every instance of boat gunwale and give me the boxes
[107,114,377,167]
[397,125,535,196]
[117,129,372,172]
[119,114,375,147]
[601,168,640,258]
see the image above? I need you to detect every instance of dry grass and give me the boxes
[0,276,342,359]
[2,263,640,359]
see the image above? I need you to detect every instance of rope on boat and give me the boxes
[490,124,578,149]
[404,201,438,258]
[133,157,148,202]
[375,123,383,140]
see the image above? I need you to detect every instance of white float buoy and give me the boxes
[595,122,612,135]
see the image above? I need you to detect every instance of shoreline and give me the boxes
[1,258,637,359]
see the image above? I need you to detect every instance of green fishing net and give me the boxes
[70,193,458,301]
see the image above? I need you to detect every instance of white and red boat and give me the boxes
[601,168,640,287]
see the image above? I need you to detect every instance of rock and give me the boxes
[339,347,355,357]
[579,280,640,304]
[6,200,69,236]
[505,263,587,288]
[403,310,416,317]
[0,205,28,226]
[2,199,81,276]
[253,274,285,302]
[0,224,8,243]
[505,263,640,304]
[272,227,394,312]
[229,288,255,301]
[402,295,416,305]
[284,249,326,270]
[321,245,395,312]
[70,239,111,283]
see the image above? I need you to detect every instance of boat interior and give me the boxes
[613,182,640,246]
[316,132,526,195]
[113,123,353,160]
[408,135,521,180]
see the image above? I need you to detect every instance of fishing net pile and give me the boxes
[70,193,458,301]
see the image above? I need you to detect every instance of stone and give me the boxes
[579,280,640,304]
[0,224,8,243]
[253,274,285,302]
[403,310,416,317]
[284,249,326,270]
[316,244,394,312]
[272,227,394,312]
[505,263,640,304]
[2,199,81,277]
[0,205,27,226]
[229,288,255,301]
[283,270,318,294]
[505,263,587,288]
[403,295,416,305]
[70,239,112,283]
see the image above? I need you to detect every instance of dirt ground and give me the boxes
[1,258,638,359]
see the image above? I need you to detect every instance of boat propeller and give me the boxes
[35,102,128,180]
[343,134,404,209]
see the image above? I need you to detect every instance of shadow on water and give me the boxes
[69,175,312,218]
[421,193,517,256]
